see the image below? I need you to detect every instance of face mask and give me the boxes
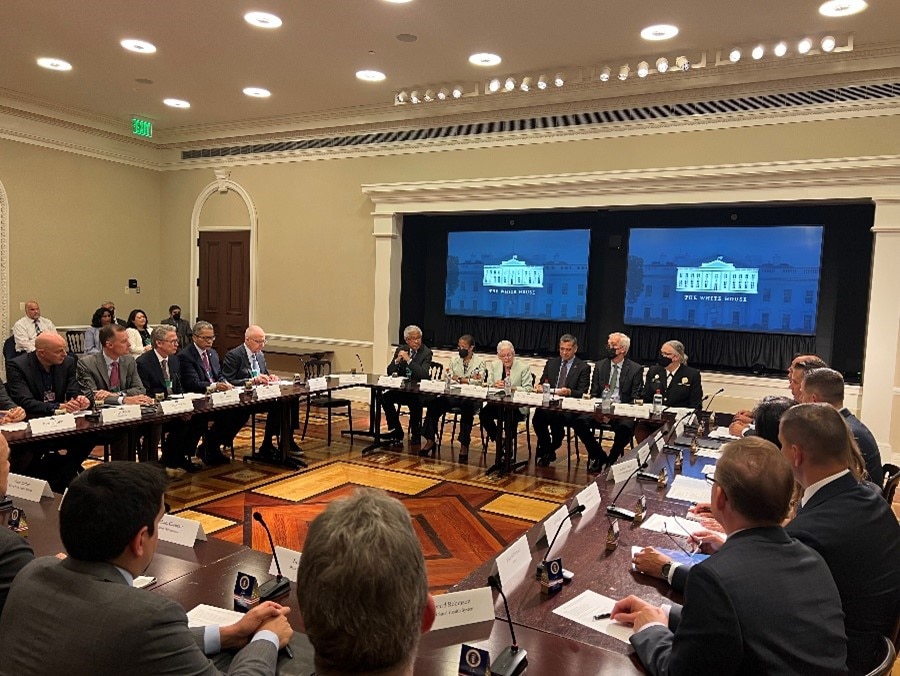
[658,355,672,368]
[606,347,618,359]
[172,312,181,319]
[458,348,469,358]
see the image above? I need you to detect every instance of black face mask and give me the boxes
[172,312,181,320]
[458,348,470,358]
[657,355,673,368]
[606,347,618,359]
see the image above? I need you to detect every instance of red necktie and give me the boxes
[201,351,213,382]
[110,361,120,389]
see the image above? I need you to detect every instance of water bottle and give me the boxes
[445,368,453,392]
[601,385,612,413]
[542,382,551,405]
[652,389,663,415]
[611,389,620,412]
[503,375,512,396]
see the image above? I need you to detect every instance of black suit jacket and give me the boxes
[589,357,643,401]
[539,356,591,398]
[643,363,703,409]
[631,526,847,676]
[0,528,33,618]
[135,351,183,398]
[222,345,269,386]
[6,352,80,418]
[178,345,225,394]
[787,473,900,674]
[386,344,433,381]
[840,409,883,486]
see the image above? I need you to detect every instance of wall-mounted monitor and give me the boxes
[624,225,824,335]
[445,229,591,321]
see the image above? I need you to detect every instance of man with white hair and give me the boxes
[381,325,433,447]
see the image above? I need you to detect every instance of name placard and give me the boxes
[614,403,651,419]
[29,414,77,436]
[307,376,328,392]
[267,545,302,580]
[542,504,573,542]
[157,514,207,546]
[609,457,639,483]
[6,473,53,501]
[495,533,531,588]
[211,389,241,407]
[561,397,596,412]
[417,380,446,394]
[458,384,488,399]
[101,405,141,424]
[574,482,602,512]
[512,391,544,406]
[377,375,404,388]
[431,586,495,631]
[255,384,282,401]
[338,373,368,386]
[160,398,194,415]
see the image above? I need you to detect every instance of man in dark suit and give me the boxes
[6,332,95,490]
[799,367,883,486]
[642,339,703,409]
[0,462,293,676]
[0,435,34,617]
[178,320,237,466]
[572,332,644,473]
[222,325,302,459]
[533,334,591,466]
[780,403,900,675]
[160,303,192,350]
[381,325,433,445]
[136,326,200,473]
[612,437,847,675]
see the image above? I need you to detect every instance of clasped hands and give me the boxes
[220,600,293,650]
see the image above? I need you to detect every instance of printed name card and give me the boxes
[614,403,651,419]
[211,389,241,407]
[29,413,77,436]
[377,375,404,388]
[431,587,495,631]
[512,391,544,406]
[101,405,141,424]
[307,376,328,392]
[609,457,639,483]
[158,514,207,546]
[338,373,368,385]
[458,384,488,399]
[574,482,602,512]
[267,546,302,579]
[561,397,596,412]
[6,473,53,501]
[542,504,573,542]
[495,534,531,589]
[255,384,282,401]
[417,380,446,394]
[160,398,194,415]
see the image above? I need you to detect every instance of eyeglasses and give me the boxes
[196,335,216,342]
[163,339,179,344]
[705,475,717,486]
[663,522,696,561]
[248,337,266,345]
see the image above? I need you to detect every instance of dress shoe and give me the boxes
[287,440,304,457]
[457,444,469,463]
[418,440,436,457]
[408,435,422,447]
[536,456,550,468]
[383,428,404,444]
[257,441,281,460]
[197,444,230,466]
[587,458,603,474]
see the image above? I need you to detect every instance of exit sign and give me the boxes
[132,117,153,138]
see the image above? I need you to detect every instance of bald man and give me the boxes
[12,301,56,353]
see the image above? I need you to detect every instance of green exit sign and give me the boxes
[132,117,153,138]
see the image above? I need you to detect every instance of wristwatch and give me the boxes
[661,561,672,580]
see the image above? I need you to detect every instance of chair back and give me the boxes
[2,335,16,363]
[882,464,900,504]
[429,362,444,380]
[865,635,896,676]
[304,358,332,380]
[65,330,85,355]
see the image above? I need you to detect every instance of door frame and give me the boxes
[189,170,257,326]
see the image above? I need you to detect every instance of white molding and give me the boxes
[265,334,374,349]
[0,178,8,350]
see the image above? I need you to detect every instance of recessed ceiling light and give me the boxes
[244,11,282,28]
[383,0,413,3]
[36,57,72,71]
[752,44,765,60]
[121,39,156,54]
[640,24,679,41]
[821,35,837,52]
[451,85,464,98]
[469,52,501,67]
[243,87,271,98]
[774,41,788,57]
[356,70,386,82]
[797,38,813,54]
[396,33,417,43]
[819,0,867,17]
[729,48,742,63]
[163,98,190,108]
[487,78,501,92]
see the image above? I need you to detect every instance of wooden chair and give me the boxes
[881,463,900,503]
[865,635,896,676]
[65,330,85,356]
[301,358,353,446]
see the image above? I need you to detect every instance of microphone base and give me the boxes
[636,471,659,482]
[491,646,528,676]
[606,505,636,521]
[259,576,291,601]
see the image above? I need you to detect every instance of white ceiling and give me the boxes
[1,0,898,138]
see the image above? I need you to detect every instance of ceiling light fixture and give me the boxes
[554,72,564,87]
[163,98,190,108]
[797,38,813,54]
[503,77,516,91]
[423,89,435,102]
[520,77,532,92]
[637,61,649,78]
[409,90,421,103]
[396,91,409,104]
[773,41,788,57]
[437,87,449,100]
[818,0,867,17]
[537,75,548,89]
[452,85,464,98]
[655,57,669,73]
[36,57,72,71]
[487,78,501,92]
[598,66,611,82]
[618,64,630,81]
[242,87,271,98]
[675,55,691,71]
[244,11,282,28]
[821,35,837,52]
[469,52,501,67]
[752,44,765,60]
[729,48,742,63]
[640,24,679,41]
[121,39,157,54]
[356,70,386,82]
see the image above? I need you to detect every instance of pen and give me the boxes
[284,645,294,659]
[593,612,611,620]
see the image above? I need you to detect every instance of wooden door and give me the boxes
[198,231,250,361]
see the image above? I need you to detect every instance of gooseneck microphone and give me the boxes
[535,504,585,577]
[252,512,291,600]
[355,353,365,372]
[704,388,725,412]
[606,455,651,521]
[487,575,528,676]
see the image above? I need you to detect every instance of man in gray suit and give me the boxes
[0,462,293,676]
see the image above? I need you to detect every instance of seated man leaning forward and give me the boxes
[296,488,435,676]
[612,437,847,676]
[0,462,293,676]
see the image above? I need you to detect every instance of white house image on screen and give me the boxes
[483,255,544,288]
[676,256,759,294]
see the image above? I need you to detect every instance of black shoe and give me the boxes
[536,456,550,467]
[258,441,280,459]
[288,440,304,457]
[418,440,436,457]
[409,436,422,447]
[197,445,230,466]
[587,458,603,474]
[458,453,469,463]
[383,428,403,444]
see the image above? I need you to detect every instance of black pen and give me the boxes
[593,612,612,620]
[283,645,294,659]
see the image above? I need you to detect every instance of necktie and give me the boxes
[557,360,569,388]
[201,350,213,382]
[110,361,120,389]
[161,358,170,390]
[250,352,261,375]
[410,349,416,361]
[610,363,620,391]
[34,319,42,336]
[666,371,673,389]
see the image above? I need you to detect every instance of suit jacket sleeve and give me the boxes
[121,358,146,397]
[589,361,604,399]
[671,563,690,595]
[178,349,208,393]
[688,369,703,409]
[0,530,34,617]
[643,365,663,402]
[627,362,645,403]
[407,345,432,381]
[569,360,591,398]
[222,349,247,386]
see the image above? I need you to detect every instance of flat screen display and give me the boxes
[624,225,824,335]
[445,229,591,321]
